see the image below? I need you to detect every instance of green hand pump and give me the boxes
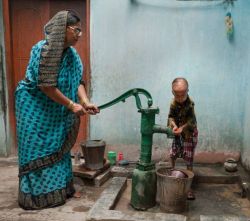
[98,88,174,210]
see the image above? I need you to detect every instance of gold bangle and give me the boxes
[80,98,89,107]
[67,100,74,111]
[79,99,85,106]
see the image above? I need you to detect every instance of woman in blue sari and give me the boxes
[15,10,99,210]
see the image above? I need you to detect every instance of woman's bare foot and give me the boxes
[73,191,83,198]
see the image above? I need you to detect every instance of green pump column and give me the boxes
[130,107,159,210]
[96,88,174,210]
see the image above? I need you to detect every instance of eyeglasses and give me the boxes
[68,26,82,36]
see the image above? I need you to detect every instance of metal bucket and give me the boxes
[80,140,106,170]
[156,167,194,213]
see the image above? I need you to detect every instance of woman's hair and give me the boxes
[66,10,80,26]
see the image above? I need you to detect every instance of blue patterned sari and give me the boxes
[15,40,83,209]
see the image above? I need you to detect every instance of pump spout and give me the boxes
[153,124,174,138]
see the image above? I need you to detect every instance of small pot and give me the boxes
[224,158,238,172]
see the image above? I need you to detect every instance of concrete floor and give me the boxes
[114,163,250,221]
[0,157,109,221]
[115,180,250,220]
[1,157,250,221]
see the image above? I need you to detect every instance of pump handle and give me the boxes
[98,88,153,110]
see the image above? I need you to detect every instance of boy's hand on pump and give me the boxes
[173,126,183,135]
[173,126,178,132]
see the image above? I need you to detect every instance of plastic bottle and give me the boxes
[74,151,81,165]
[118,152,123,161]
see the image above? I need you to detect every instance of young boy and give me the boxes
[167,77,198,200]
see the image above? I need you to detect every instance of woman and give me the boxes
[15,10,99,210]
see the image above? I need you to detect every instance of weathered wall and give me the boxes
[242,69,250,170]
[89,0,250,163]
[0,0,8,156]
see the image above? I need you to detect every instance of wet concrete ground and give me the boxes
[0,157,250,221]
[115,180,250,221]
[114,163,250,221]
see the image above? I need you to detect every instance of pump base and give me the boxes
[130,166,156,210]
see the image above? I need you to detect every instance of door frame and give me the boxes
[2,0,91,155]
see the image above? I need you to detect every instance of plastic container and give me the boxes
[74,151,81,165]
[118,152,123,161]
[156,168,194,213]
[108,151,117,165]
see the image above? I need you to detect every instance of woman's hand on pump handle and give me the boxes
[72,103,87,116]
[67,100,99,115]
[83,102,99,115]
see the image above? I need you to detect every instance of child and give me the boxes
[167,77,198,200]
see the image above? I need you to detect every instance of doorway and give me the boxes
[4,0,90,153]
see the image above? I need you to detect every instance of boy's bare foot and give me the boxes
[187,190,195,200]
[73,191,83,198]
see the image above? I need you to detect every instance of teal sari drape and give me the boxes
[15,40,83,209]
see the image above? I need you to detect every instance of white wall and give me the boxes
[89,0,250,163]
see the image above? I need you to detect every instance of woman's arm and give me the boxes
[39,86,86,115]
[78,84,99,114]
[78,84,90,107]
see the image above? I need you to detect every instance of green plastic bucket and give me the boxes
[108,151,117,165]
